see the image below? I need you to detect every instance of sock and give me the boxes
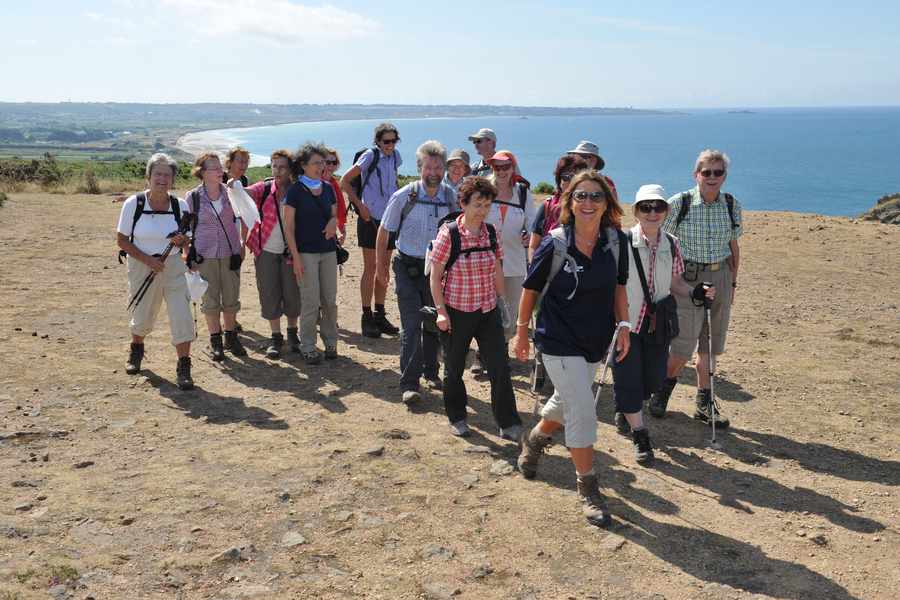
[375,304,386,314]
[362,306,373,317]
[576,468,595,479]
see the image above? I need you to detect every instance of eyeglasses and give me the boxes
[559,172,575,182]
[381,138,398,145]
[492,163,513,172]
[637,201,667,214]
[700,168,726,178]
[572,191,606,203]
[325,159,339,166]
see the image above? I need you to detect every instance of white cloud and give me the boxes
[160,0,380,44]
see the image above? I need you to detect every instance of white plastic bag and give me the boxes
[227,180,261,231]
[185,271,208,302]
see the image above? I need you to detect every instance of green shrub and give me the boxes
[0,191,7,207]
[533,181,555,194]
[78,167,102,194]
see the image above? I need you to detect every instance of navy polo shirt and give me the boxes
[285,182,337,254]
[523,225,617,362]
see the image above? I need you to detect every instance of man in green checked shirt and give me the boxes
[649,149,742,428]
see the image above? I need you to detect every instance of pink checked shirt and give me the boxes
[431,215,503,313]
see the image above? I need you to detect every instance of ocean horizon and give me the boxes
[177,107,900,217]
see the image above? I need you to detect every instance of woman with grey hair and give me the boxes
[284,142,340,364]
[116,153,195,390]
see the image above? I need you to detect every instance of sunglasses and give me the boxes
[474,139,491,145]
[572,190,606,203]
[381,138,399,145]
[560,172,575,182]
[637,201,667,214]
[492,163,513,172]
[700,168,726,178]
[325,159,339,166]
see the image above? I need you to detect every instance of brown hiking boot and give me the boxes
[576,473,612,528]
[517,428,553,480]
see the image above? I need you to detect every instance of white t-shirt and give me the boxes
[485,187,537,277]
[117,193,191,256]
[262,200,287,255]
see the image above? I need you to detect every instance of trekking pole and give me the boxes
[593,322,626,406]
[703,286,720,448]
[127,214,194,312]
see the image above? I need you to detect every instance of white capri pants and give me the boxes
[540,353,600,448]
[127,255,194,345]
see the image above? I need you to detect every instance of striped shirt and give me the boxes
[430,215,503,313]
[186,184,241,260]
[662,186,743,263]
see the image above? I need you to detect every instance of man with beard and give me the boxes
[376,141,458,404]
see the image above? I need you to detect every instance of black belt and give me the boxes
[686,260,725,272]
[397,251,425,265]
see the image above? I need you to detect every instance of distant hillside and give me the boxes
[862,192,900,224]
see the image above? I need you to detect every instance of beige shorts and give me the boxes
[127,255,194,345]
[197,257,241,314]
[670,264,733,358]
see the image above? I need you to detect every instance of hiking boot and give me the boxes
[517,427,553,480]
[324,346,338,360]
[632,428,654,464]
[265,332,284,359]
[234,321,243,333]
[401,389,421,405]
[224,330,246,357]
[648,377,677,418]
[210,333,225,362]
[424,371,442,390]
[302,350,323,365]
[470,351,485,377]
[694,389,730,429]
[176,356,194,391]
[576,473,612,528]
[126,343,144,375]
[374,310,399,336]
[449,420,471,437]
[361,313,381,338]
[500,424,524,443]
[614,411,631,436]
[286,327,301,353]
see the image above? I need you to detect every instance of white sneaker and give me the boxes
[449,420,471,437]
[500,424,524,442]
[401,390,421,405]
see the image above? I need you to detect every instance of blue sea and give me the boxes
[206,107,900,216]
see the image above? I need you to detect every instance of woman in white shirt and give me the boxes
[115,153,194,390]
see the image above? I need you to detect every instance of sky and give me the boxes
[5,0,900,108]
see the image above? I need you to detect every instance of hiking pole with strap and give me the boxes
[126,214,194,312]
[703,287,720,447]
[593,321,628,406]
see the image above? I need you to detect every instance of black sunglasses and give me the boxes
[572,190,606,203]
[637,201,667,214]
[325,159,339,165]
[380,137,399,145]
[700,168,726,178]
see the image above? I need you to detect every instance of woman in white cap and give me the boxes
[611,184,715,463]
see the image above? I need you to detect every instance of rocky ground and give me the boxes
[0,192,898,600]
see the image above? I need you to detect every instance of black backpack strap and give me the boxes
[724,192,738,229]
[361,147,381,194]
[665,232,677,259]
[628,231,655,313]
[444,221,462,274]
[675,191,692,228]
[397,182,419,231]
[168,194,181,224]
[616,229,628,285]
[486,222,498,254]
[129,192,147,244]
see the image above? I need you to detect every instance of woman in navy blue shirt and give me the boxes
[513,170,631,528]
[284,143,340,364]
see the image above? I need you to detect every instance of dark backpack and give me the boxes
[397,181,456,232]
[538,226,628,303]
[438,212,499,277]
[349,147,381,207]
[675,191,738,229]
[494,180,530,211]
[118,192,182,263]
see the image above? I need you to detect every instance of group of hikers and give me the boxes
[115,123,743,527]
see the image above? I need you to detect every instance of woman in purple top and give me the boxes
[186,153,248,361]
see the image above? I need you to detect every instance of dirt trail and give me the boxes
[1,192,898,600]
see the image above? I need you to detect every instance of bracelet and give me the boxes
[516,321,530,327]
[617,321,633,330]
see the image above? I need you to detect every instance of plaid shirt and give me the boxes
[634,231,685,333]
[430,215,503,313]
[662,187,743,263]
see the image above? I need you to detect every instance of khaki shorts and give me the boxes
[127,255,194,345]
[197,257,241,314]
[670,264,733,358]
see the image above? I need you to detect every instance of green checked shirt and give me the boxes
[662,186,743,264]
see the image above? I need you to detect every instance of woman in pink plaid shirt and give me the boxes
[429,177,523,440]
